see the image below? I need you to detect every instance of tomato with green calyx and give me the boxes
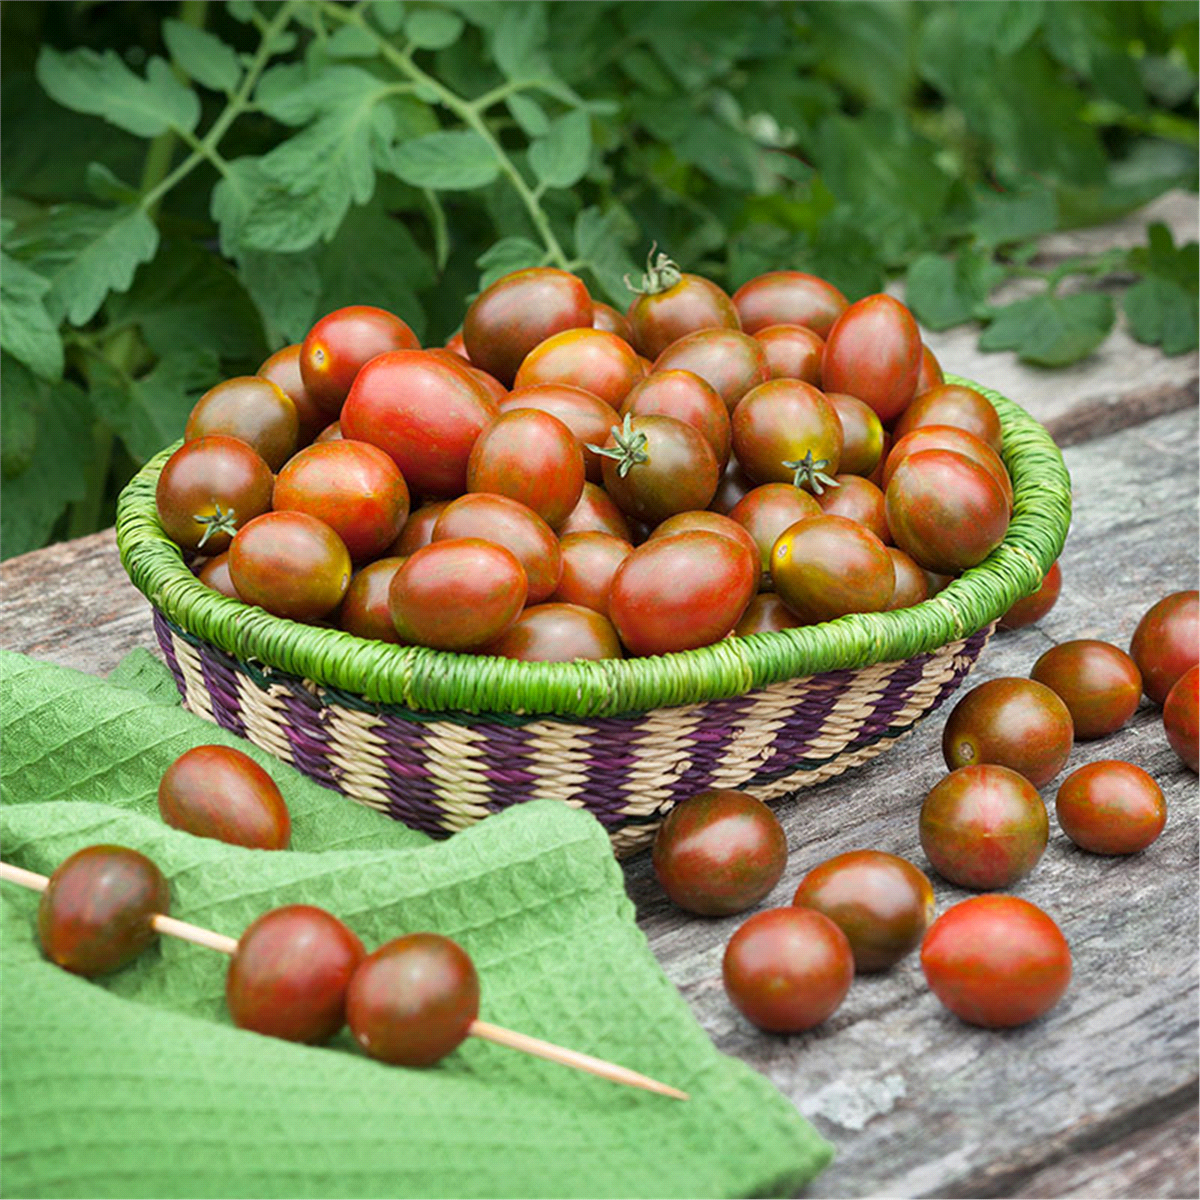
[915,344,944,395]
[732,270,848,338]
[273,440,410,562]
[921,896,1071,1028]
[734,593,805,635]
[620,369,731,467]
[341,350,499,498]
[821,294,921,423]
[514,327,642,409]
[301,305,420,414]
[652,328,770,412]
[816,475,890,544]
[885,449,1010,574]
[827,393,885,478]
[1164,666,1199,772]
[943,677,1074,786]
[390,538,527,652]
[999,561,1062,630]
[625,248,740,360]
[549,532,632,616]
[883,425,1013,514]
[1030,640,1142,740]
[885,547,929,611]
[592,299,634,343]
[731,379,843,489]
[729,483,822,578]
[156,435,274,555]
[893,383,1003,453]
[463,268,592,386]
[753,323,824,384]
[186,376,299,472]
[1056,760,1167,853]
[1130,591,1199,704]
[338,557,407,642]
[772,515,895,624]
[557,481,634,541]
[389,501,450,556]
[590,413,719,526]
[653,789,787,916]
[793,851,935,972]
[197,552,241,600]
[723,907,854,1033]
[258,344,326,446]
[648,510,760,567]
[500,383,617,483]
[609,530,757,656]
[483,602,623,662]
[229,511,351,622]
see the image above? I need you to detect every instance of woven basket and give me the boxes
[116,378,1070,855]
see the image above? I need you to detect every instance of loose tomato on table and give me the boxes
[483,603,623,662]
[185,376,299,472]
[549,532,633,615]
[1164,666,1199,772]
[258,344,326,446]
[625,250,741,360]
[338,557,408,642]
[300,305,420,414]
[821,294,921,423]
[732,270,848,338]
[892,383,1003,453]
[620,369,732,467]
[499,383,618,483]
[1056,761,1167,854]
[731,379,843,488]
[753,324,824,384]
[513,327,643,408]
[729,482,822,577]
[1030,640,1143,740]
[652,328,771,412]
[1129,591,1200,704]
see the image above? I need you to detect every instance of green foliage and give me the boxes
[1,0,1197,558]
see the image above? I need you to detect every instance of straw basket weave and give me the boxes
[117,378,1070,855]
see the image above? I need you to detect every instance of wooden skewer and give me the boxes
[0,860,688,1101]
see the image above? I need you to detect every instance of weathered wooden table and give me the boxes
[3,193,1197,1199]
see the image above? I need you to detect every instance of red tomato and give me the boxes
[500,383,618,483]
[609,531,757,655]
[425,347,508,403]
[1164,665,1199,772]
[389,500,450,556]
[463,268,592,385]
[921,896,1071,1028]
[885,547,930,611]
[734,592,805,635]
[338,557,407,642]
[729,483,822,578]
[443,331,469,359]
[816,476,890,544]
[557,481,634,541]
[550,531,633,615]
[514,327,642,408]
[626,253,741,360]
[827,393,885,477]
[1030,640,1143,740]
[273,440,410,561]
[300,305,419,414]
[732,271,848,338]
[315,420,342,443]
[258,344,326,446]
[1056,760,1168,853]
[821,294,921,423]
[914,344,944,395]
[883,425,1013,514]
[753,323,825,384]
[433,493,562,604]
[389,538,527,651]
[592,299,635,343]
[999,561,1062,630]
[1130,591,1200,704]
[341,350,499,497]
[653,328,771,411]
[186,376,299,471]
[892,383,1003,453]
[648,510,760,567]
[620,369,732,467]
[885,449,1010,574]
[483,602,623,662]
[197,552,241,600]
[709,459,756,515]
[731,379,843,488]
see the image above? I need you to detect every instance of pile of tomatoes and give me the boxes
[155,255,1019,660]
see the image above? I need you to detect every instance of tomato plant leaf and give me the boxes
[971,186,1059,247]
[979,292,1115,366]
[369,2,408,35]
[390,130,500,189]
[238,250,323,347]
[573,206,639,306]
[528,110,591,190]
[476,237,545,290]
[162,19,243,93]
[507,94,550,137]
[1123,224,1200,354]
[0,254,64,382]
[492,3,550,80]
[326,26,379,59]
[0,354,38,479]
[405,9,465,50]
[905,250,1006,330]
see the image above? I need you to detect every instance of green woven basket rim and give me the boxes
[116,375,1071,717]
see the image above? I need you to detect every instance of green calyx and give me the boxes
[194,503,239,549]
[784,451,839,495]
[586,412,649,478]
[624,241,682,296]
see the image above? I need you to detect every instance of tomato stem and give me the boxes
[624,242,682,296]
[586,413,649,478]
[783,451,839,495]
[194,503,240,550]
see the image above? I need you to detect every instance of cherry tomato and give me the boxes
[816,476,890,544]
[390,500,450,556]
[197,552,241,600]
[753,324,824,384]
[1130,591,1200,704]
[772,515,895,624]
[1030,640,1143,740]
[914,344,944,395]
[731,379,843,489]
[500,383,617,483]
[433,493,561,604]
[653,328,771,413]
[1056,760,1167,853]
[609,531,757,655]
[593,413,719,526]
[592,299,634,343]
[943,677,1074,787]
[620,369,731,467]
[185,376,299,472]
[626,252,741,360]
[341,350,499,498]
[648,510,760,567]
[920,764,1048,889]
[736,592,803,634]
[228,511,352,621]
[301,305,420,414]
[338,557,407,642]
[894,385,1003,455]
[557,481,634,541]
[885,547,929,611]
[1164,665,1199,772]
[37,845,169,977]
[999,561,1062,630]
[467,409,585,529]
[425,347,508,403]
[513,327,642,408]
[158,745,290,849]
[709,460,756,515]
[653,789,787,916]
[732,271,848,338]
[273,440,410,562]
[885,449,1010,574]
[883,425,1013,514]
[550,532,632,615]
[827,393,885,477]
[921,896,1071,1028]
[793,851,934,972]
[922,567,954,597]
[156,436,274,555]
[821,294,921,423]
[390,538,527,651]
[729,483,822,578]
[483,602,623,662]
[258,344,326,445]
[346,933,479,1066]
[723,907,854,1032]
[443,331,469,359]
[463,268,592,385]
[865,429,892,489]
[315,420,342,443]
[226,905,365,1044]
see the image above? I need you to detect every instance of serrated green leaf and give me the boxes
[0,254,63,382]
[162,19,243,92]
[1127,222,1200,290]
[507,93,549,136]
[1125,276,1200,355]
[326,25,378,59]
[227,0,257,22]
[905,250,1006,330]
[493,3,549,79]
[0,354,38,478]
[476,236,545,289]
[370,1,408,34]
[35,47,200,138]
[8,204,158,327]
[238,250,323,347]
[972,186,1059,247]
[979,292,1115,366]
[528,109,591,189]
[405,8,465,49]
[210,157,272,256]
[573,206,638,306]
[85,163,139,205]
[390,130,500,189]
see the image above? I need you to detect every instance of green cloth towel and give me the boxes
[0,649,832,1198]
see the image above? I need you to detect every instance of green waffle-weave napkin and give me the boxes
[1,649,833,1198]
